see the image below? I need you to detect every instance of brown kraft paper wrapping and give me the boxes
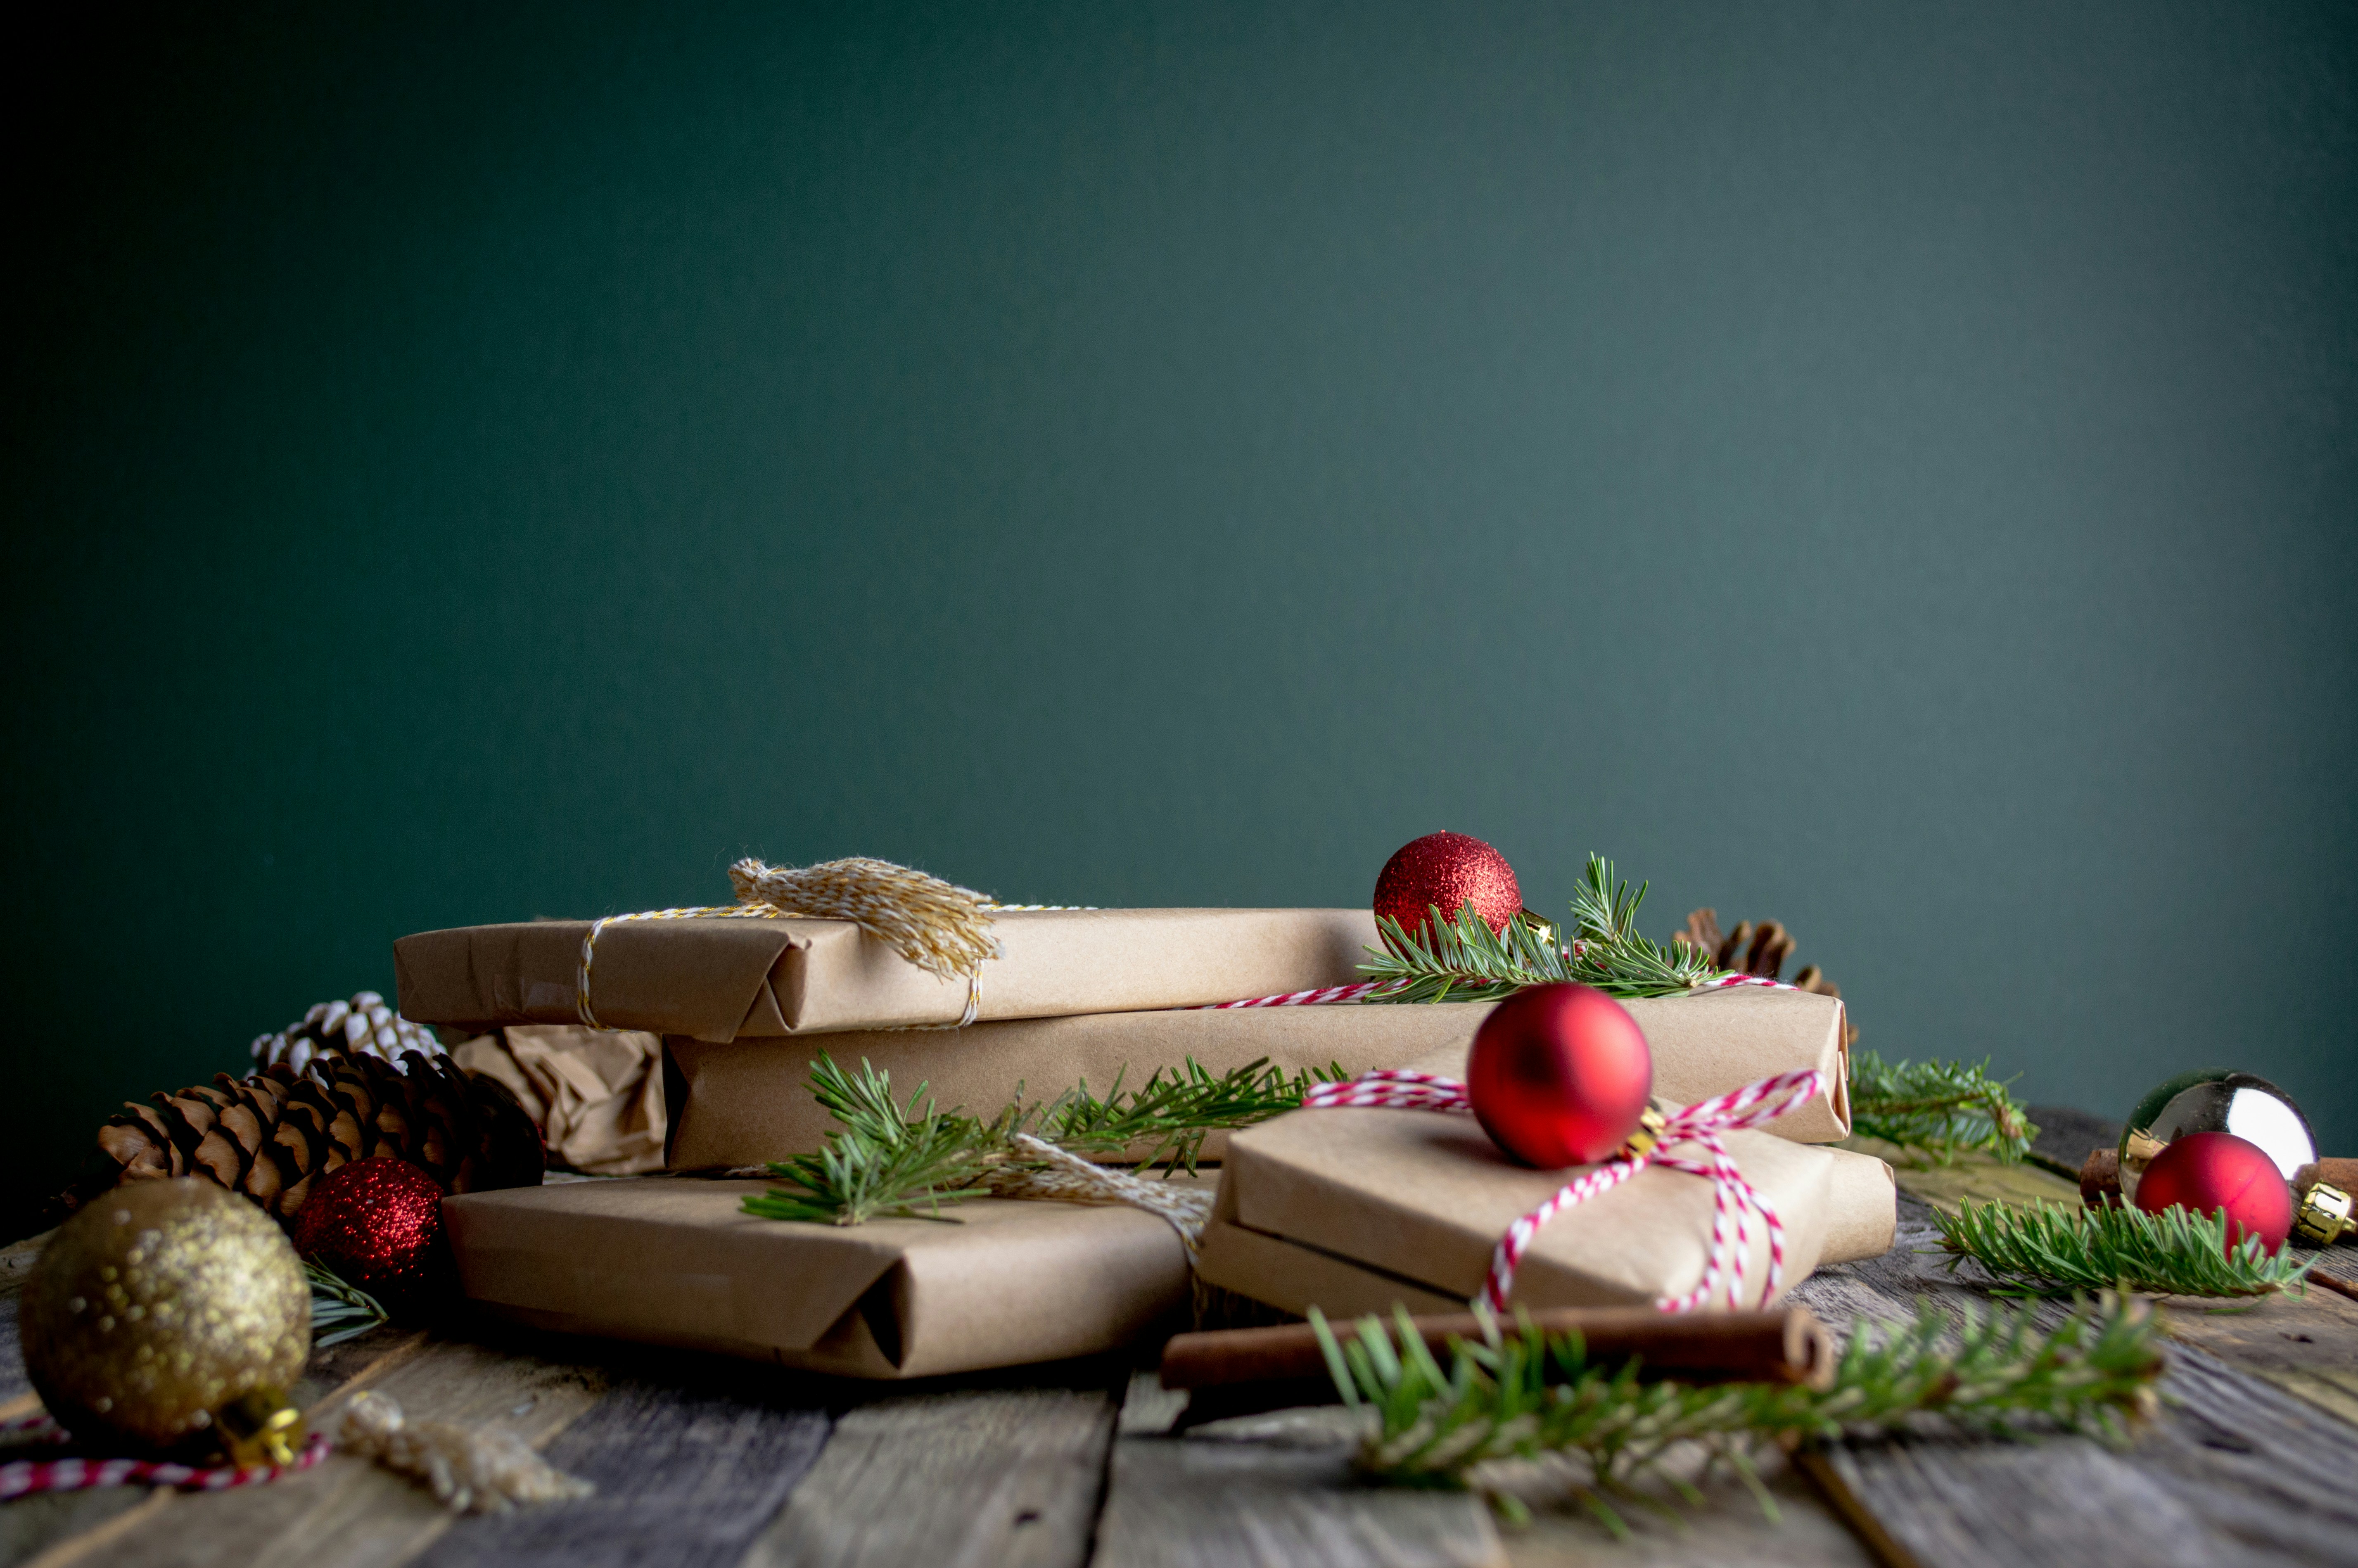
[396,907,1381,1041]
[441,1175,1202,1379]
[1194,1142,1896,1320]
[665,985,1851,1168]
[1195,1095,1847,1314]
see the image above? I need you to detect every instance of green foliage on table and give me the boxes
[1932,1197,2316,1299]
[306,1259,390,1348]
[1848,1052,2038,1165]
[1312,1294,2164,1534]
[742,1052,1346,1226]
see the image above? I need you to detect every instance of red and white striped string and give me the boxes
[1200,968,1798,1011]
[1299,1065,1825,1314]
[0,1418,330,1501]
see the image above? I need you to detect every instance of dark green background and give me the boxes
[8,2,2356,1234]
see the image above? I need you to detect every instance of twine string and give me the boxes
[1299,1066,1825,1313]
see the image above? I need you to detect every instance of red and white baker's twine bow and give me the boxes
[1301,1065,1826,1314]
[0,1416,330,1500]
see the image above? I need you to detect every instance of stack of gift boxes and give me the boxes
[394,905,1893,1380]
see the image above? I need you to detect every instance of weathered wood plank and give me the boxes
[741,1380,1118,1568]
[25,1330,608,1568]
[1096,1378,1504,1568]
[1499,1446,1878,1568]
[412,1363,829,1568]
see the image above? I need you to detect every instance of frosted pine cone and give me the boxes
[252,991,443,1076]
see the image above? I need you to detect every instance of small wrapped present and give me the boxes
[1196,1142,1895,1319]
[442,1174,1203,1378]
[1191,1032,1888,1316]
[666,985,1850,1168]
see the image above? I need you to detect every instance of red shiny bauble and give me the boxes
[1466,983,1653,1168]
[1374,832,1523,939]
[2134,1131,2293,1255]
[290,1156,455,1316]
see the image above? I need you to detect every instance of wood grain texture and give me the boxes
[1791,1189,2358,1568]
[741,1383,1117,1568]
[413,1370,828,1568]
[1096,1382,1505,1568]
[37,1331,608,1568]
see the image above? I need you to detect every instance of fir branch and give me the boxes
[1030,1057,1350,1174]
[1931,1198,2316,1299]
[742,1053,1345,1226]
[306,1259,391,1348]
[1849,1052,2038,1165]
[1359,854,1724,1003]
[741,1057,992,1225]
[1312,1294,2163,1531]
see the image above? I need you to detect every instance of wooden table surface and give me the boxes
[5,1108,2357,1568]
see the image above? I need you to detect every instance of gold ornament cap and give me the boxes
[1620,1105,1671,1161]
[215,1388,305,1467]
[2294,1181,2355,1248]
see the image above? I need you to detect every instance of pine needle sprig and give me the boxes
[1849,1052,2038,1165]
[1359,855,1725,1003]
[1028,1057,1350,1173]
[742,1053,1347,1226]
[741,1057,993,1224]
[1312,1293,2163,1531]
[306,1259,391,1347]
[1931,1198,2317,1298]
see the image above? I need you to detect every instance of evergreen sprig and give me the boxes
[1848,1051,2038,1165]
[1312,1294,2163,1533]
[1359,855,1724,1003]
[306,1259,391,1347]
[742,1053,1345,1226]
[742,1057,992,1224]
[1932,1198,2316,1299]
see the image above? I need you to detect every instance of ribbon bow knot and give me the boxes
[1301,1066,1825,1314]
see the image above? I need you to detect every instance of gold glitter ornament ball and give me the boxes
[22,1179,309,1452]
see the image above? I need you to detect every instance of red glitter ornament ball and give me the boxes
[1374,832,1523,939]
[2134,1130,2293,1255]
[1466,983,1653,1168]
[290,1156,455,1316]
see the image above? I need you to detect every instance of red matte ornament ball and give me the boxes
[1374,832,1523,939]
[290,1156,455,1315]
[1466,983,1654,1168]
[2134,1131,2293,1255]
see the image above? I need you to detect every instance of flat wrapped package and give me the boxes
[1191,1035,1892,1317]
[667,984,1850,1167]
[397,908,1380,1040]
[443,1174,1203,1379]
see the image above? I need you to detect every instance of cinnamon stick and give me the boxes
[1161,1304,1832,1426]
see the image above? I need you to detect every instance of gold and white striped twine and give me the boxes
[575,856,1093,1032]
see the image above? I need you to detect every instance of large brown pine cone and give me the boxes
[70,1050,543,1223]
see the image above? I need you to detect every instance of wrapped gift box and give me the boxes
[443,1174,1205,1378]
[665,984,1849,1168]
[1190,1026,1886,1316]
[1196,1142,1895,1319]
[398,907,1380,1040]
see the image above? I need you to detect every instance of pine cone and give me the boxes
[69,1050,542,1223]
[252,991,443,1076]
[1675,908,1857,1042]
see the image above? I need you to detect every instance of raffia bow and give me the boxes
[578,856,1030,1031]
